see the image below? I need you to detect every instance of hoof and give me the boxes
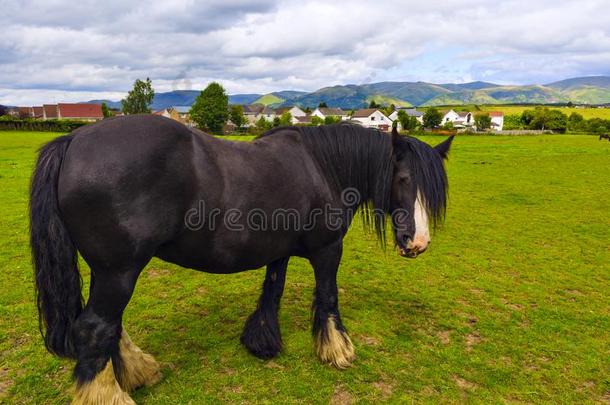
[240,310,282,359]
[73,361,136,405]
[117,331,162,391]
[314,316,355,369]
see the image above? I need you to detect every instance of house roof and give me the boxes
[395,108,423,117]
[43,104,58,118]
[317,107,345,116]
[261,106,275,114]
[457,112,471,117]
[242,104,264,114]
[488,111,504,117]
[295,115,312,123]
[172,106,191,114]
[58,103,103,119]
[275,106,303,114]
[153,109,168,115]
[351,108,380,118]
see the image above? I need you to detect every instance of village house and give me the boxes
[489,111,504,131]
[442,109,474,128]
[275,106,307,124]
[256,106,277,122]
[172,106,194,127]
[350,108,393,131]
[242,104,265,126]
[153,107,181,121]
[57,103,104,121]
[311,107,350,121]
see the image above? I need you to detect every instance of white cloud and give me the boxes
[1,0,609,105]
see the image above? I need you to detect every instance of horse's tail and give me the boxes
[30,134,83,358]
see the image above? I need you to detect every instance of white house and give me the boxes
[311,107,349,121]
[489,111,504,131]
[389,108,424,130]
[242,104,265,126]
[350,108,393,131]
[442,109,474,128]
[256,106,277,122]
[275,106,307,124]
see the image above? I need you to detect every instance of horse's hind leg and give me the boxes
[309,241,355,369]
[72,265,160,404]
[241,257,289,359]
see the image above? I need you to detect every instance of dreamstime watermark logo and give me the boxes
[184,188,411,232]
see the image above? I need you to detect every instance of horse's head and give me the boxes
[390,129,453,258]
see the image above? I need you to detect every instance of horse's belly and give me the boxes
[155,231,297,273]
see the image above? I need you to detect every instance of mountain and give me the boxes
[86,76,610,110]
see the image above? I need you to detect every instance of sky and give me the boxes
[1,0,610,105]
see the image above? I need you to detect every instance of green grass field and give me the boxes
[1,131,609,403]
[442,105,610,119]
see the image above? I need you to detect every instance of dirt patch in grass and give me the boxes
[331,385,354,405]
[437,330,451,345]
[454,376,477,391]
[0,366,14,399]
[465,332,482,351]
[372,380,394,400]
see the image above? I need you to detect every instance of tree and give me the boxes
[121,78,155,114]
[475,113,492,131]
[255,116,272,132]
[369,100,380,109]
[397,110,418,131]
[442,121,454,130]
[304,106,312,114]
[190,82,229,133]
[318,102,328,108]
[101,102,112,118]
[423,108,442,128]
[523,107,567,132]
[311,116,324,126]
[278,111,293,126]
[229,105,246,129]
[567,112,584,132]
[0,105,7,116]
[324,116,341,125]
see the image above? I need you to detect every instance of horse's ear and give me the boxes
[391,126,400,145]
[435,135,454,160]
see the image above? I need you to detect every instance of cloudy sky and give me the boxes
[1,0,609,105]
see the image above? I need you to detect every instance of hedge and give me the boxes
[0,118,90,132]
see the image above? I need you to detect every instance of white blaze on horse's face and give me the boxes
[407,191,430,254]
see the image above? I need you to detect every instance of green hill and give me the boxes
[253,93,285,106]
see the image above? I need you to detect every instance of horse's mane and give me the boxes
[262,123,393,242]
[261,123,448,242]
[393,135,449,228]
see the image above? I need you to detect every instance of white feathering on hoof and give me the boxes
[117,330,162,392]
[72,360,135,405]
[314,316,355,369]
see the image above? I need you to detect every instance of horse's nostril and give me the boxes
[402,234,409,243]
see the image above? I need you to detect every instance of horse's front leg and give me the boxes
[309,240,355,369]
[241,257,289,359]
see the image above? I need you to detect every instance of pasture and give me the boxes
[1,131,609,403]
[478,105,610,119]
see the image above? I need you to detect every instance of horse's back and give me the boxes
[57,115,201,267]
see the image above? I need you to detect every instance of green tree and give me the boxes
[369,100,380,109]
[255,116,271,132]
[229,105,246,129]
[397,110,418,131]
[279,111,293,126]
[318,102,328,108]
[567,112,584,132]
[324,116,341,125]
[423,108,443,128]
[304,106,312,114]
[442,121,454,130]
[475,113,492,131]
[101,102,112,118]
[503,114,523,130]
[311,116,324,126]
[121,78,155,114]
[190,82,229,133]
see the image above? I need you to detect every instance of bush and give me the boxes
[0,118,90,132]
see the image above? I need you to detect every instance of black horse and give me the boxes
[30,116,453,404]
[600,133,610,141]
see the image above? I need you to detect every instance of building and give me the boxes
[242,104,265,126]
[256,106,277,122]
[57,103,104,121]
[489,111,504,131]
[171,106,194,126]
[275,106,307,124]
[442,109,473,128]
[43,104,59,120]
[350,108,393,131]
[311,107,349,121]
